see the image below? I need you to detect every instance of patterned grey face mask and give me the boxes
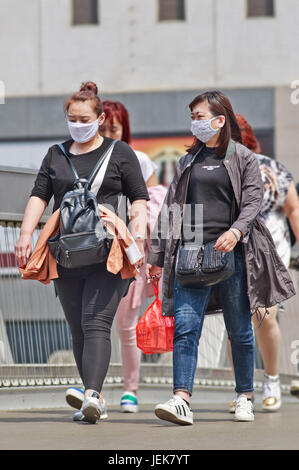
[190,116,221,143]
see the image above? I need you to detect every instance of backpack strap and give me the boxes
[57,143,80,183]
[89,140,116,194]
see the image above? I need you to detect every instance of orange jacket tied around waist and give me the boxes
[19,204,140,283]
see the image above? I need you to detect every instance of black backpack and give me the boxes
[48,140,116,268]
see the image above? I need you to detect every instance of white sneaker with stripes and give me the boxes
[155,395,193,425]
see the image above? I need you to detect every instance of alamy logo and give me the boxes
[290,339,299,366]
[0,81,5,104]
[290,80,299,104]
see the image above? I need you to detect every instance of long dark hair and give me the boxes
[187,90,242,156]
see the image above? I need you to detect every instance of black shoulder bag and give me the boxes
[175,148,236,288]
[48,140,116,269]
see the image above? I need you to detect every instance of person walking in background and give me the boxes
[101,100,160,188]
[65,99,167,414]
[15,82,149,424]
[102,100,167,412]
[146,90,295,425]
[227,114,299,413]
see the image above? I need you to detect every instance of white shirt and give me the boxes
[134,150,158,183]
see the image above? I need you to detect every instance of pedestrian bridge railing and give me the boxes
[0,166,298,391]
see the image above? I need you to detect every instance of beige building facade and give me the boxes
[0,0,298,177]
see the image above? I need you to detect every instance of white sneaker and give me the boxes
[65,387,84,410]
[229,392,255,413]
[262,374,281,411]
[73,397,108,422]
[81,391,104,424]
[234,394,254,422]
[290,380,299,398]
[155,395,193,425]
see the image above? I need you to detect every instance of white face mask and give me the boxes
[190,116,221,143]
[67,119,99,143]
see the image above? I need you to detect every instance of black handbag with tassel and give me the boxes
[175,239,235,288]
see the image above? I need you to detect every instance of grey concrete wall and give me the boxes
[0,87,275,170]
[0,88,273,139]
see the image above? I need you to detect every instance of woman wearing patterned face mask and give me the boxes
[15,82,149,424]
[146,90,295,425]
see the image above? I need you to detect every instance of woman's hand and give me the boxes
[14,233,32,266]
[214,230,240,252]
[145,263,163,283]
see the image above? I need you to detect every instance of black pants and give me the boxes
[54,264,130,393]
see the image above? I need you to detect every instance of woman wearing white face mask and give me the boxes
[15,81,149,423]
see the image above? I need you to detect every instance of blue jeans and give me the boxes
[173,250,254,395]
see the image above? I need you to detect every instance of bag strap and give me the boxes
[183,145,205,208]
[88,140,116,187]
[90,140,116,194]
[151,279,159,299]
[181,145,204,245]
[57,140,117,190]
[58,143,80,181]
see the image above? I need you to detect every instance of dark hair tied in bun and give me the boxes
[79,81,98,95]
[64,81,103,116]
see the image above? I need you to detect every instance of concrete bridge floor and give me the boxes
[0,391,298,451]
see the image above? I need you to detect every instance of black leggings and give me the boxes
[54,264,130,393]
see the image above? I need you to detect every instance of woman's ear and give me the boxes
[217,115,226,129]
[98,112,106,126]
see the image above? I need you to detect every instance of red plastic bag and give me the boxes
[136,281,174,354]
